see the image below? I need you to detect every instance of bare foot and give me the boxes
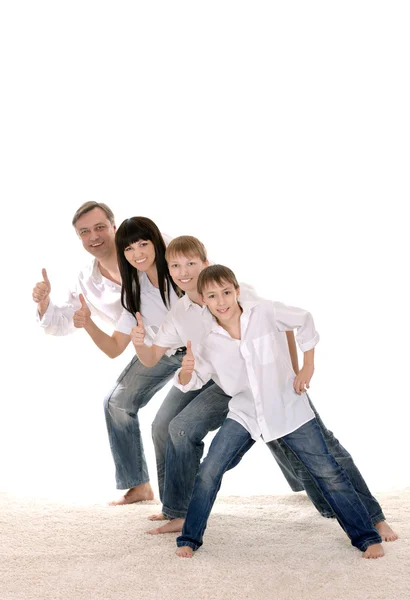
[363,543,384,559]
[176,546,193,558]
[375,520,399,542]
[108,483,155,506]
[147,518,185,535]
[148,513,167,521]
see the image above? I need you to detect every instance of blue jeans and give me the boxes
[176,418,382,553]
[152,381,230,517]
[268,396,385,525]
[104,353,192,489]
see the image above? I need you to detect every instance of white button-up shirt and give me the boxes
[115,273,181,354]
[38,259,123,336]
[154,283,261,354]
[174,299,319,442]
[38,232,176,338]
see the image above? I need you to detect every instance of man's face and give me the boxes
[201,280,241,322]
[75,208,116,260]
[168,254,209,295]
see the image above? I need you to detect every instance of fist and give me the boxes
[73,293,91,328]
[181,340,195,374]
[32,268,51,304]
[131,312,146,348]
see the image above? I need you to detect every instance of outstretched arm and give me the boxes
[130,312,169,367]
[178,340,195,385]
[32,268,51,319]
[74,294,130,358]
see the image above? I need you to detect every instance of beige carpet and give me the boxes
[1,488,408,600]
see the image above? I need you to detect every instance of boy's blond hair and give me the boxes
[165,236,208,263]
[197,265,239,296]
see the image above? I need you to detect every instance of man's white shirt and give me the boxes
[38,259,122,336]
[174,299,320,443]
[37,232,176,339]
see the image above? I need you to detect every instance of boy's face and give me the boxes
[201,280,241,323]
[168,254,208,294]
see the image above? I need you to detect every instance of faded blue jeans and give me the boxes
[268,396,385,525]
[104,352,201,489]
[176,418,382,553]
[155,387,385,525]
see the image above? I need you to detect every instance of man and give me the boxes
[33,201,156,504]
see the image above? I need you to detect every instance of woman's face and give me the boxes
[123,239,156,272]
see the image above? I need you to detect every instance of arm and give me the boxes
[74,294,130,358]
[32,268,51,319]
[178,341,195,385]
[33,268,79,336]
[273,301,320,353]
[285,330,299,374]
[173,342,213,392]
[293,347,315,395]
[130,312,169,366]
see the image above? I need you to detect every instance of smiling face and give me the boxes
[75,207,116,259]
[123,239,156,273]
[167,253,209,295]
[201,280,241,324]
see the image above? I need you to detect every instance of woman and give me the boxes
[73,216,199,505]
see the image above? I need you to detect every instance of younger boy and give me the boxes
[173,265,384,559]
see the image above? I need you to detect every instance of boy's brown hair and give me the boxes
[197,265,239,295]
[165,235,207,263]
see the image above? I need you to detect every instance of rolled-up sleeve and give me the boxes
[37,298,79,336]
[272,301,320,352]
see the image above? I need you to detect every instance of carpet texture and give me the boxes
[1,488,408,600]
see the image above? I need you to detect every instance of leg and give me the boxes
[162,383,230,520]
[151,380,214,502]
[310,397,384,521]
[104,353,183,503]
[268,395,397,539]
[281,419,383,556]
[267,437,336,518]
[176,418,254,555]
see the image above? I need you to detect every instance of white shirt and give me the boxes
[38,259,122,336]
[154,283,260,354]
[38,232,175,338]
[174,299,319,443]
[115,273,181,355]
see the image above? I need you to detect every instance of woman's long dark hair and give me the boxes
[115,217,181,316]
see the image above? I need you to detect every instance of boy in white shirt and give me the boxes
[173,265,384,559]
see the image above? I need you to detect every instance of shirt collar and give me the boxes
[182,294,207,312]
[209,300,260,336]
[91,258,103,283]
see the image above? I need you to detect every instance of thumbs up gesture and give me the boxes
[33,268,51,304]
[181,340,195,378]
[131,312,146,349]
[73,293,91,328]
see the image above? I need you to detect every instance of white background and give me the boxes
[0,2,409,503]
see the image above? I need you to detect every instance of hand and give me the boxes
[293,364,314,395]
[73,293,91,328]
[181,340,195,376]
[131,312,146,348]
[32,268,51,304]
